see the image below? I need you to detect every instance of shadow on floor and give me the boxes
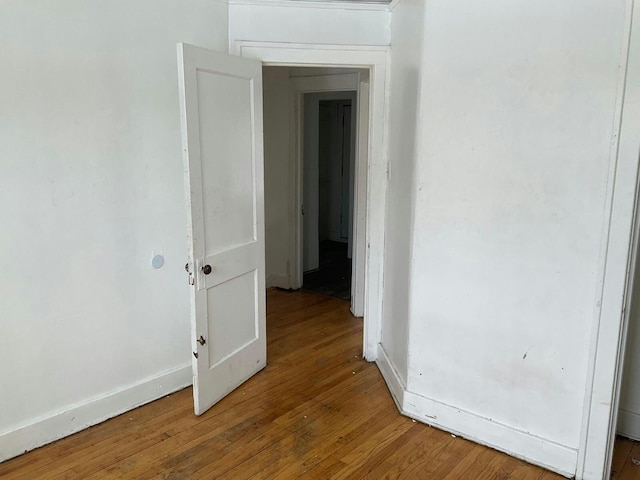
[301,240,351,302]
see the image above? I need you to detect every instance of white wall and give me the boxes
[0,0,228,461]
[394,0,628,475]
[229,1,390,48]
[379,0,425,388]
[262,67,294,288]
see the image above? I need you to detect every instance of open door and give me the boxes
[177,43,266,415]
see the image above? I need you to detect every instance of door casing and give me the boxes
[575,1,640,478]
[233,41,389,361]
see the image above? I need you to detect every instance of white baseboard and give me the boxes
[617,409,640,441]
[402,390,577,477]
[374,343,577,478]
[0,363,192,463]
[375,345,406,411]
[266,274,291,289]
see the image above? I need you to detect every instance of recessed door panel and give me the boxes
[197,70,256,255]
[207,270,258,368]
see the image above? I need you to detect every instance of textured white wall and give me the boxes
[400,0,628,473]
[262,67,294,288]
[229,2,390,48]
[0,0,228,460]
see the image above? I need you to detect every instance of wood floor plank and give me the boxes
[1,389,191,479]
[614,437,640,480]
[613,436,636,479]
[4,288,632,479]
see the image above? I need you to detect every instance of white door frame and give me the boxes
[289,74,362,316]
[232,41,390,361]
[577,1,640,478]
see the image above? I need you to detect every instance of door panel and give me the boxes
[198,71,256,254]
[206,270,258,368]
[178,43,266,415]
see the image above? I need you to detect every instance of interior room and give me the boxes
[1,0,639,479]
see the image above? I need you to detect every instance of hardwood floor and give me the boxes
[612,436,640,479]
[0,289,620,479]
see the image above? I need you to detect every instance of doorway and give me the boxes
[261,66,368,315]
[233,42,389,362]
[302,96,356,302]
[179,43,390,419]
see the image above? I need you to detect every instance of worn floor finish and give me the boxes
[0,289,616,479]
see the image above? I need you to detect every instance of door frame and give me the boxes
[232,41,390,361]
[289,74,361,315]
[577,1,640,478]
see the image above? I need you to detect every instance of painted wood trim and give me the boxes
[227,0,392,12]
[233,41,390,55]
[289,73,359,92]
[576,1,640,478]
[378,343,577,477]
[266,274,292,289]
[375,344,406,411]
[388,0,402,11]
[402,390,577,478]
[351,72,370,318]
[0,364,191,463]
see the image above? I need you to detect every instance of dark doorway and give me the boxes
[302,240,351,301]
[302,98,354,302]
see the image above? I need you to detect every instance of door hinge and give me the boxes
[197,335,206,346]
[301,205,305,216]
[185,261,194,285]
[193,351,198,359]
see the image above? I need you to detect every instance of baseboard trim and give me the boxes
[266,274,291,289]
[375,341,577,477]
[403,390,577,477]
[375,345,405,411]
[0,363,192,462]
[617,408,640,441]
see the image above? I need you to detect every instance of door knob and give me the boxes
[202,265,212,275]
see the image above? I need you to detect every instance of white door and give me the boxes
[177,43,266,415]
